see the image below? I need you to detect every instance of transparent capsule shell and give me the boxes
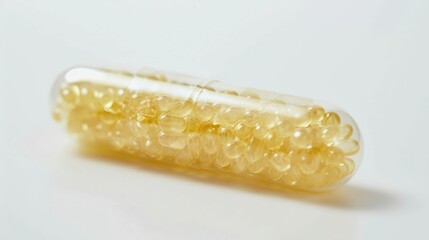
[51,67,363,192]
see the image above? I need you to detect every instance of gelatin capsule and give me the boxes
[158,131,187,150]
[322,112,341,126]
[242,110,258,127]
[259,112,280,129]
[194,103,214,121]
[158,114,187,133]
[215,153,231,168]
[282,167,301,186]
[263,130,284,150]
[223,140,246,159]
[334,139,360,156]
[217,125,234,144]
[229,157,247,173]
[307,105,325,125]
[203,134,219,155]
[168,99,194,117]
[294,148,323,175]
[214,107,244,126]
[290,129,312,149]
[267,166,284,181]
[247,159,265,174]
[188,133,201,157]
[245,138,265,163]
[233,123,253,140]
[60,84,80,105]
[270,152,292,172]
[52,67,363,192]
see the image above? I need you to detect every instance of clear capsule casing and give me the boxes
[51,67,363,192]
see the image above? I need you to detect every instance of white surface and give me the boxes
[1,1,428,239]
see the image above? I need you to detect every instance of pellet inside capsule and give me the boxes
[52,67,362,191]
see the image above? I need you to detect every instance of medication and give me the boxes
[51,67,363,191]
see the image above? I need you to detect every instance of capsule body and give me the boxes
[52,67,363,191]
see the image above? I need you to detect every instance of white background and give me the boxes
[1,0,428,239]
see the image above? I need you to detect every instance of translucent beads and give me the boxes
[52,67,363,192]
[158,132,187,150]
[158,114,187,133]
[294,148,322,175]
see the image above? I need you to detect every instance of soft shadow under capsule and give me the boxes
[51,67,363,192]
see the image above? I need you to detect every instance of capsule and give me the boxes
[51,67,363,191]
